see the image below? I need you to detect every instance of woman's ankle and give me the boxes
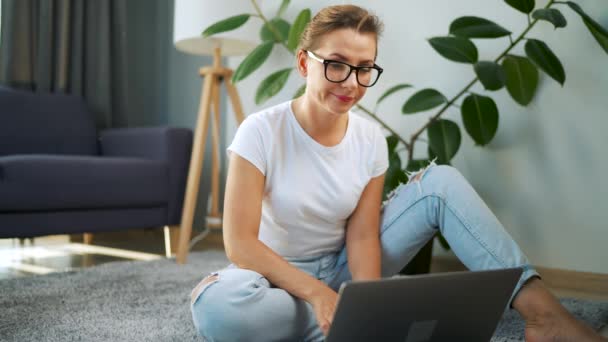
[512,277,565,321]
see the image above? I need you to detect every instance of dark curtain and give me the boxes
[0,0,130,128]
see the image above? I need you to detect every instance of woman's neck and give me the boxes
[291,96,349,147]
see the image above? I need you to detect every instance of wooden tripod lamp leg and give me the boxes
[176,74,215,264]
[225,80,245,125]
[208,79,223,228]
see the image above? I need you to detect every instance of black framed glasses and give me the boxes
[305,50,383,87]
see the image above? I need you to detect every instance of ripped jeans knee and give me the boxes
[382,158,437,209]
[191,272,220,306]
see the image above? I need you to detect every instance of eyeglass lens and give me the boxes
[325,62,379,86]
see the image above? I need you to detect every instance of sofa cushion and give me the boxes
[0,155,168,212]
[0,87,98,156]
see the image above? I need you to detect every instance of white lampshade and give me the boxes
[173,0,261,56]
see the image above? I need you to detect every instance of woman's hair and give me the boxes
[297,5,384,58]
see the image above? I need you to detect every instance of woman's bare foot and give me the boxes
[524,309,604,341]
[513,277,606,341]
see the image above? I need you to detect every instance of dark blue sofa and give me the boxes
[0,86,192,239]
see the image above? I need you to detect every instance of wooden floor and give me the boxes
[0,228,224,279]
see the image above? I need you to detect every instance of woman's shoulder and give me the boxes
[246,100,292,125]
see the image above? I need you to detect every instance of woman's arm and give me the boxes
[223,153,333,303]
[345,174,385,281]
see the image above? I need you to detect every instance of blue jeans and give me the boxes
[190,163,539,341]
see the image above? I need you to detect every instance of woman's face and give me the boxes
[299,28,377,116]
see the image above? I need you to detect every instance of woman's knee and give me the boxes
[191,268,269,339]
[402,164,467,201]
[423,164,465,187]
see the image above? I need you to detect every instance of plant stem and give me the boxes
[407,77,478,163]
[355,105,410,149]
[250,0,290,51]
[493,1,552,63]
[402,0,555,163]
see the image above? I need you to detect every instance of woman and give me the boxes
[190,5,603,342]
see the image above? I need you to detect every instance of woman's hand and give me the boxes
[308,284,339,336]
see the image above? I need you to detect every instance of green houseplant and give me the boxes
[202,0,608,274]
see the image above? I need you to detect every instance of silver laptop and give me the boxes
[326,267,523,342]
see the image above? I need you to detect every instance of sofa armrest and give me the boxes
[100,127,193,224]
[99,127,189,161]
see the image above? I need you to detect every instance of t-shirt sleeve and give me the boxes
[371,126,389,177]
[226,115,267,175]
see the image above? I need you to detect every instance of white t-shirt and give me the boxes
[227,100,388,258]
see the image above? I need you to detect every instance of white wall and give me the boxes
[224,0,608,273]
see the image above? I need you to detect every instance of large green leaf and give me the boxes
[583,20,608,55]
[437,233,451,251]
[402,89,447,114]
[386,135,399,153]
[501,55,538,105]
[474,61,506,91]
[384,136,409,200]
[525,39,565,85]
[428,145,437,161]
[567,2,608,54]
[232,41,274,83]
[293,84,306,99]
[532,8,567,29]
[461,94,499,146]
[428,145,451,166]
[406,159,432,172]
[287,9,311,52]
[427,119,461,164]
[504,0,535,14]
[428,37,478,64]
[255,68,292,105]
[202,14,251,37]
[383,152,408,200]
[449,16,511,39]
[277,0,290,17]
[377,84,412,106]
[261,18,290,43]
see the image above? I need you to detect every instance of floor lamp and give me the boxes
[173,0,259,264]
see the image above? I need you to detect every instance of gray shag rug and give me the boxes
[1,250,606,341]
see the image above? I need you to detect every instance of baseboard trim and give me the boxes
[536,266,608,296]
[431,256,608,297]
